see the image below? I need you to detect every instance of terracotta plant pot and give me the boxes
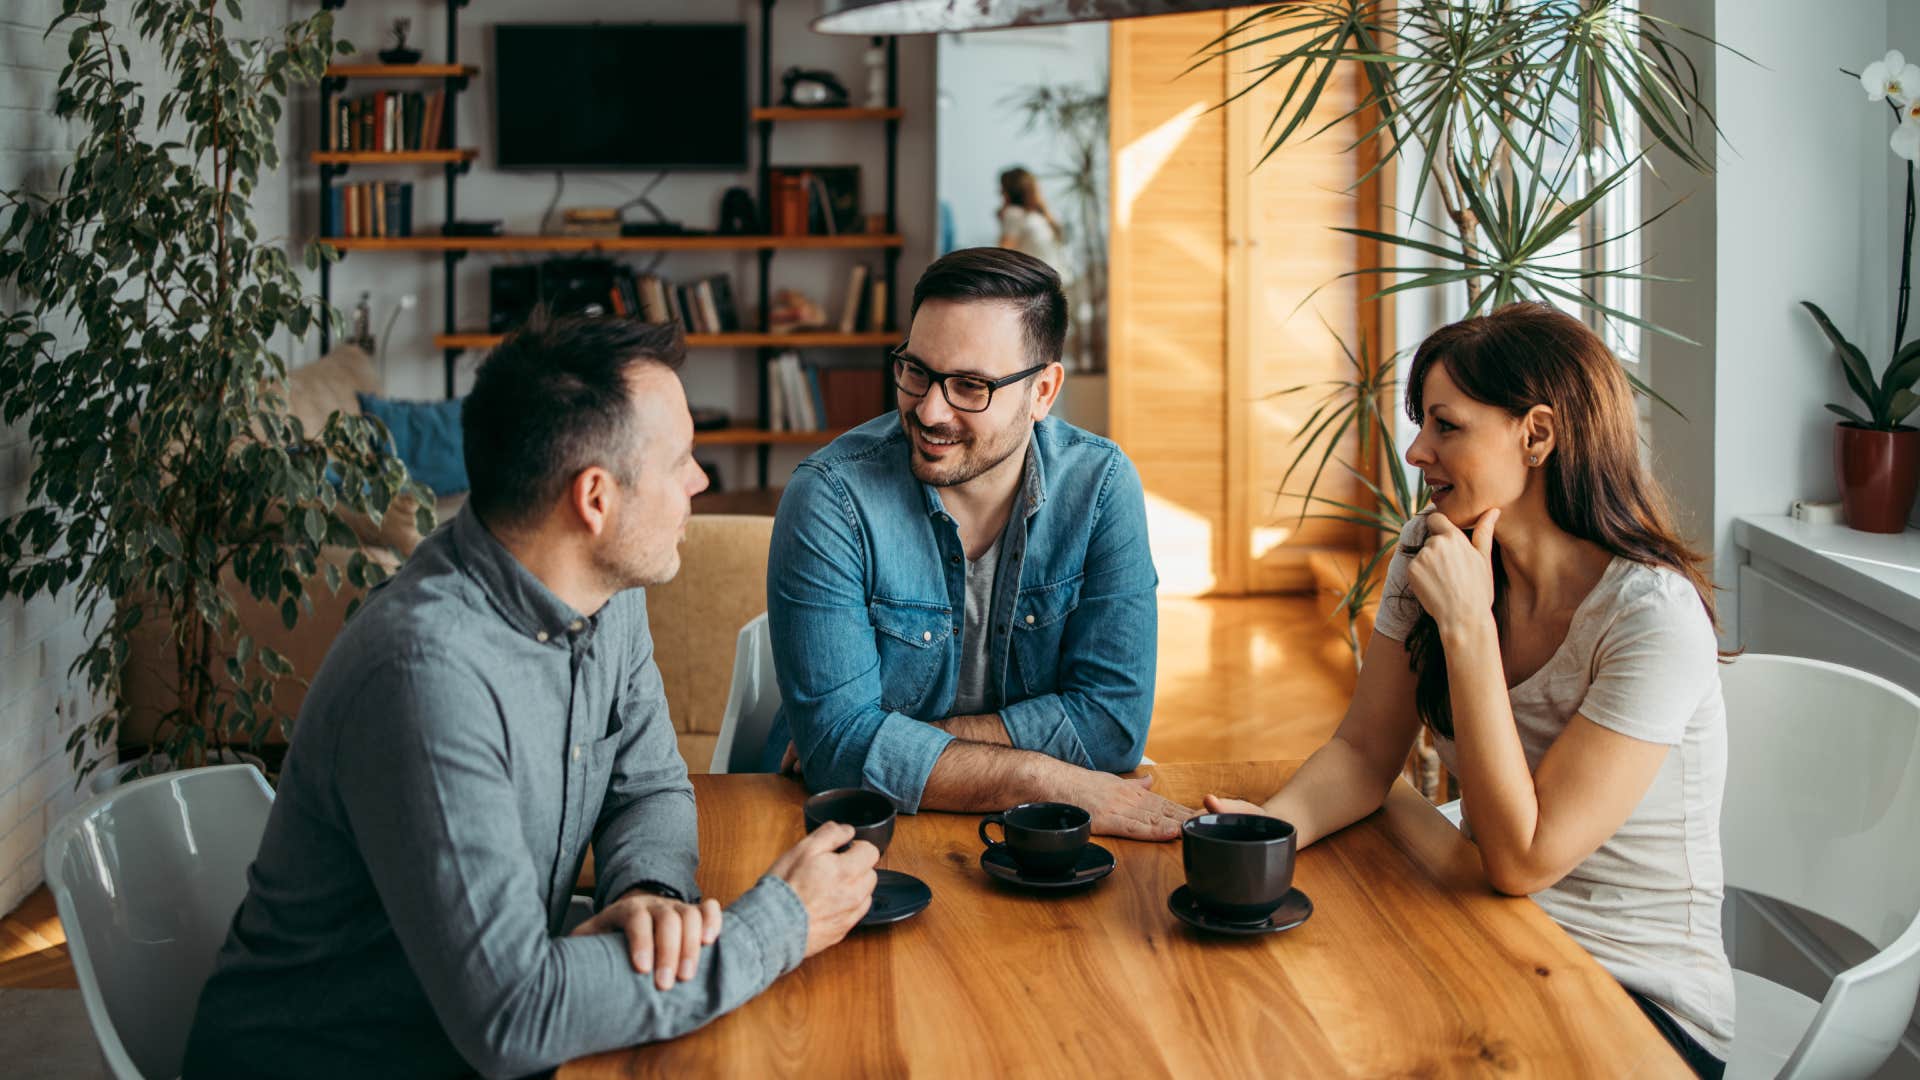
[1836,423,1920,533]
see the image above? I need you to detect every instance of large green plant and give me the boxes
[0,0,427,781]
[1216,0,1726,655]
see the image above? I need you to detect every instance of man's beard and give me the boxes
[592,502,675,593]
[903,409,1029,488]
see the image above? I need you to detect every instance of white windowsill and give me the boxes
[1733,516,1920,632]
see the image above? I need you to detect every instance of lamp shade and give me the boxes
[812,0,1246,34]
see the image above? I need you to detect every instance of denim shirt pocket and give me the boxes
[868,597,952,713]
[1011,574,1084,696]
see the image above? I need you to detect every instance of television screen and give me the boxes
[493,24,748,171]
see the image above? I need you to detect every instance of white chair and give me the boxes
[1719,654,1920,1079]
[711,613,779,773]
[42,763,274,1080]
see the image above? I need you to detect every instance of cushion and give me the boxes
[356,392,468,496]
[284,345,380,436]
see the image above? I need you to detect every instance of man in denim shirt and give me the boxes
[765,249,1189,839]
[184,318,877,1079]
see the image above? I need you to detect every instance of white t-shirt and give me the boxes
[998,205,1069,284]
[1374,514,1735,1058]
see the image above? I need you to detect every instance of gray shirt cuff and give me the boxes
[726,874,809,980]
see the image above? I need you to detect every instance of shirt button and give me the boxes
[950,555,961,565]
[569,619,584,632]
[922,631,932,642]
[536,630,550,643]
[1025,614,1036,625]
[572,744,581,762]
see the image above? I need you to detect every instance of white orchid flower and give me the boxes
[1863,50,1920,105]
[1894,98,1920,162]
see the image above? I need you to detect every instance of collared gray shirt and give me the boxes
[183,508,808,1080]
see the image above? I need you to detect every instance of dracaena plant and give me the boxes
[0,0,429,782]
[1801,50,1920,432]
[1204,0,1727,661]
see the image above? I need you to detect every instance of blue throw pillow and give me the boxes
[356,392,468,496]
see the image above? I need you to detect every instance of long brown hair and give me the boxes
[999,167,1063,241]
[1398,302,1716,739]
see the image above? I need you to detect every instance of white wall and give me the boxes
[934,23,1107,252]
[0,0,299,917]
[308,1,936,495]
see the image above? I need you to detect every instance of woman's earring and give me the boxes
[1528,455,1540,466]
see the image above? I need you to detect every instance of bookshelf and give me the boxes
[311,1,903,485]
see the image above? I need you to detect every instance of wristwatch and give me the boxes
[631,880,693,904]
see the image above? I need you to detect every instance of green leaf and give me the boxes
[1826,403,1873,426]
[1801,301,1881,418]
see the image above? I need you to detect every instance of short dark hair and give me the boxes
[909,247,1068,365]
[462,313,685,528]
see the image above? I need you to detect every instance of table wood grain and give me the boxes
[561,762,1688,1078]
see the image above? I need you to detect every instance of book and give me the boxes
[768,357,788,431]
[806,364,827,429]
[327,187,344,236]
[806,172,835,236]
[695,280,722,335]
[837,264,868,333]
[399,182,413,236]
[708,275,742,332]
[866,280,888,333]
[780,352,816,430]
[821,367,885,429]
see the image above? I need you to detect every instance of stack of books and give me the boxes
[767,354,885,432]
[328,90,449,153]
[604,270,742,334]
[328,182,414,238]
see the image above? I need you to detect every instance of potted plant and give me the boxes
[0,2,428,786]
[1799,50,1920,534]
[1207,1,1728,798]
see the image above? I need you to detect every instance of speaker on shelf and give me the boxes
[488,265,540,334]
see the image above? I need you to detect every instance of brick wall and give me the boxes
[0,0,295,917]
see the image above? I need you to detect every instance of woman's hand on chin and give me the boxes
[1409,507,1501,633]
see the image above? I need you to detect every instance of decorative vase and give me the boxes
[1835,423,1920,533]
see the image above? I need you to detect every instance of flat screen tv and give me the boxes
[493,23,748,171]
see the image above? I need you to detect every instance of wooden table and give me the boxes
[562,762,1688,1078]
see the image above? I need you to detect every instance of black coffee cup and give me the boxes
[1181,813,1296,923]
[979,802,1092,877]
[803,788,896,856]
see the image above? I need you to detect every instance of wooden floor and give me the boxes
[0,593,1353,993]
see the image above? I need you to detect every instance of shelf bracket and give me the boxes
[320,0,346,9]
[321,162,347,181]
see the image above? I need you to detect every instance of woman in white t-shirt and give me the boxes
[996,167,1069,284]
[1209,302,1734,1077]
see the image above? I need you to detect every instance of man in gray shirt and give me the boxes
[183,317,877,1079]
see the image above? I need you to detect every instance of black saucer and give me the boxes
[859,868,932,927]
[979,842,1116,889]
[1167,885,1312,935]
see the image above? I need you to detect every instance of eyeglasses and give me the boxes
[889,345,1049,414]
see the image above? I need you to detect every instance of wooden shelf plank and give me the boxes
[751,107,904,122]
[437,330,898,350]
[695,427,849,447]
[313,149,478,165]
[322,234,905,252]
[326,63,478,79]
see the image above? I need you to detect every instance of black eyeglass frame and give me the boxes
[888,344,1051,413]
